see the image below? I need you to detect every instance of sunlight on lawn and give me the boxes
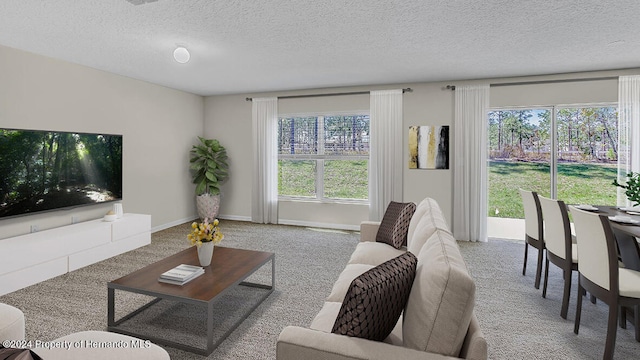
[488,160,618,219]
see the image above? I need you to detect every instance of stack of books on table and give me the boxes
[158,264,204,285]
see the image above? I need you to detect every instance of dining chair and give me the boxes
[519,189,545,289]
[569,206,640,360]
[538,196,577,319]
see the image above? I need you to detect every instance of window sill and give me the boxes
[278,197,369,206]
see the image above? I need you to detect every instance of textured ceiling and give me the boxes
[1,0,639,96]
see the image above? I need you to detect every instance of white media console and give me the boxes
[0,213,151,296]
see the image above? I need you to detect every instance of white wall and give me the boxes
[204,83,457,228]
[205,69,640,230]
[489,74,620,107]
[0,45,204,238]
[5,44,634,236]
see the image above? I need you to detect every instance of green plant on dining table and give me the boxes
[613,172,640,206]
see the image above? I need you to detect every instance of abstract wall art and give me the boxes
[408,125,449,169]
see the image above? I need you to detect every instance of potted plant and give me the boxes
[613,172,640,206]
[190,137,229,220]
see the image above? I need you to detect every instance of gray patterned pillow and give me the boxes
[376,202,417,248]
[331,252,417,341]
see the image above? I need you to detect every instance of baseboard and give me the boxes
[153,215,358,232]
[218,214,252,222]
[278,219,360,231]
[151,216,198,233]
[152,214,252,233]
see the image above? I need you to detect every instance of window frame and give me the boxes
[488,102,618,218]
[277,110,370,204]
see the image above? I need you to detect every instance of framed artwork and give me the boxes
[408,125,449,169]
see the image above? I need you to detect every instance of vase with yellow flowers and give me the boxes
[187,218,224,266]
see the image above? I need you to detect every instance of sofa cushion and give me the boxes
[403,230,475,357]
[0,303,25,341]
[326,264,375,303]
[376,202,417,249]
[310,301,343,332]
[406,198,451,255]
[407,198,438,241]
[332,252,417,342]
[309,302,404,346]
[347,241,406,266]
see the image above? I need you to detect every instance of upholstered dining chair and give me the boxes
[519,189,545,289]
[569,206,640,360]
[538,195,578,319]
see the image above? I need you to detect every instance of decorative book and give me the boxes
[158,264,204,285]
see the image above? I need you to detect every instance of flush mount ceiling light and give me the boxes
[173,46,190,64]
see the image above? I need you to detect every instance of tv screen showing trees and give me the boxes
[0,129,123,219]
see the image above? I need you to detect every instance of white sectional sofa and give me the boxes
[277,197,487,360]
[0,302,169,359]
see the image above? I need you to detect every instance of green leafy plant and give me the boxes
[613,172,640,206]
[190,137,229,195]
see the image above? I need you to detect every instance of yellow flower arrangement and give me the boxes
[187,218,224,247]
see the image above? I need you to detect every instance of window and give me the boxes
[278,113,369,201]
[488,105,618,219]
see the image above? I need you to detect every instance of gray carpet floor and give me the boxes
[1,221,639,359]
[459,238,639,360]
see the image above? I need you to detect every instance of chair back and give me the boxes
[569,206,618,292]
[538,196,571,260]
[519,189,543,241]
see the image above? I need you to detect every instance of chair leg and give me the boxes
[635,305,640,342]
[542,258,549,298]
[591,294,597,304]
[561,269,571,319]
[604,304,618,360]
[574,284,583,334]
[620,306,627,329]
[523,243,528,276]
[535,248,544,289]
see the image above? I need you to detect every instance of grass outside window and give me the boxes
[489,160,617,219]
[324,160,368,200]
[278,159,368,201]
[278,160,316,198]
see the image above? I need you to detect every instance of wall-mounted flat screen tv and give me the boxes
[0,128,122,220]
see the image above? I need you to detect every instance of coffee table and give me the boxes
[107,246,275,355]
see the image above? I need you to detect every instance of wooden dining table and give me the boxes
[590,206,640,271]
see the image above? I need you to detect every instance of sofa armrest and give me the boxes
[360,221,381,242]
[0,303,25,341]
[277,326,459,360]
[459,313,488,360]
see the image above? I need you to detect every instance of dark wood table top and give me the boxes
[108,246,274,303]
[593,205,640,237]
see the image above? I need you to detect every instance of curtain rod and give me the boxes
[445,76,619,90]
[245,87,413,101]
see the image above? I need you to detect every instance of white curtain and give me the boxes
[453,85,490,242]
[251,97,278,223]
[369,89,404,221]
[617,75,640,206]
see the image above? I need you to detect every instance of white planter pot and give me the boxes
[197,242,215,267]
[196,194,220,220]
